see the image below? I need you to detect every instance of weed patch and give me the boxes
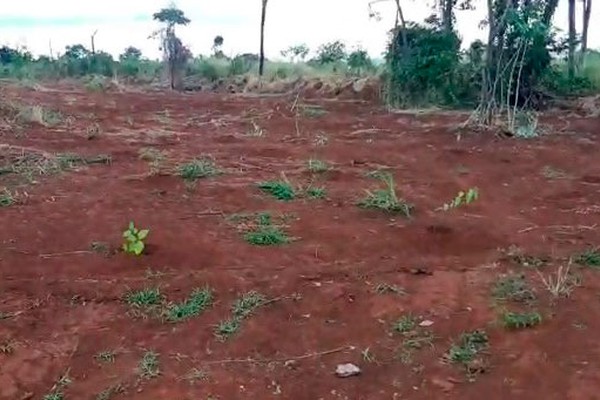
[125,287,163,317]
[0,188,15,207]
[374,283,406,295]
[306,186,326,199]
[492,274,536,303]
[573,247,600,268]
[446,330,489,367]
[215,291,267,341]
[501,311,542,329]
[96,384,125,400]
[233,212,292,246]
[393,315,434,364]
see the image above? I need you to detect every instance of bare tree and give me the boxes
[259,0,268,76]
[152,7,191,90]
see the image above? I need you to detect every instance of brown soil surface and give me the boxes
[1,83,600,400]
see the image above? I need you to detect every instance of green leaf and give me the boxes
[129,221,135,230]
[122,243,129,252]
[132,241,144,256]
[137,229,150,240]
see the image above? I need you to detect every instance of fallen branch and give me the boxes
[200,345,354,366]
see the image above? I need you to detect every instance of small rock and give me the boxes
[335,363,361,378]
[431,377,455,392]
[284,360,298,369]
[419,320,434,327]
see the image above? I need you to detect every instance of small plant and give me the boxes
[96,384,125,400]
[247,120,265,137]
[374,283,406,296]
[447,330,489,365]
[43,371,72,400]
[166,287,214,322]
[573,248,600,268]
[358,172,413,216]
[178,157,220,181]
[492,274,536,303]
[139,147,166,175]
[90,241,111,257]
[138,350,160,379]
[122,222,149,256]
[0,339,15,354]
[501,311,542,329]
[0,188,15,207]
[442,188,479,211]
[393,315,417,334]
[258,180,295,201]
[214,318,241,340]
[306,186,326,199]
[94,350,116,364]
[307,158,329,173]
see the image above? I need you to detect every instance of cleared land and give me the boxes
[1,83,600,399]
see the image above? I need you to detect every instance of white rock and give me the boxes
[419,320,434,327]
[335,363,361,378]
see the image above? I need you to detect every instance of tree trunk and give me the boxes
[568,0,576,78]
[581,0,592,64]
[394,0,408,51]
[542,0,559,25]
[259,0,268,77]
[442,0,455,32]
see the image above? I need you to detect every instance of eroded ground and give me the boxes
[1,83,600,399]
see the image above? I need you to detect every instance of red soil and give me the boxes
[1,83,600,400]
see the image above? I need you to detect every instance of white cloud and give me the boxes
[0,0,598,60]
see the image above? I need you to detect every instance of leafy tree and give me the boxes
[213,35,225,58]
[316,40,347,64]
[281,44,309,62]
[152,6,192,90]
[64,44,90,60]
[120,46,142,61]
[347,48,374,75]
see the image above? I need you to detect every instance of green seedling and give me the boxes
[447,330,489,365]
[0,189,15,207]
[214,318,241,340]
[442,187,479,211]
[306,186,326,199]
[241,212,291,246]
[122,221,149,256]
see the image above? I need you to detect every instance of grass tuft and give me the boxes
[166,287,214,322]
[138,350,160,379]
[94,350,116,364]
[0,188,15,207]
[358,172,413,216]
[214,318,241,340]
[307,158,329,173]
[306,186,326,199]
[178,157,220,181]
[232,291,266,319]
[258,180,295,201]
[241,212,291,246]
[126,288,163,308]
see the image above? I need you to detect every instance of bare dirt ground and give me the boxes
[1,82,600,400]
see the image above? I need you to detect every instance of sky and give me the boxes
[0,1,598,61]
